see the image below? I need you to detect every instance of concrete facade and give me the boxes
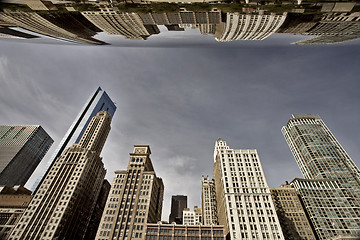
[95,145,164,240]
[270,184,316,240]
[213,139,284,240]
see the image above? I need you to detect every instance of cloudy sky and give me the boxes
[1,35,360,220]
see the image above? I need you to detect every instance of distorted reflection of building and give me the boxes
[0,26,39,39]
[138,10,221,25]
[215,12,287,41]
[82,8,160,40]
[0,10,105,44]
[276,13,318,34]
[293,12,360,44]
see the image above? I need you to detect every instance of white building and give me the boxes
[183,206,202,225]
[215,13,287,41]
[213,139,284,240]
[201,176,217,225]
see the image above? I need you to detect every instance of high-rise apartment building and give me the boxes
[0,125,53,186]
[270,183,316,240]
[9,110,112,240]
[95,145,164,240]
[282,114,360,239]
[201,176,217,225]
[213,139,284,240]
[33,87,116,192]
[169,195,187,224]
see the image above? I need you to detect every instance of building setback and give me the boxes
[282,114,360,239]
[0,125,53,186]
[95,145,164,240]
[9,111,112,240]
[270,183,316,240]
[213,139,284,240]
[144,223,226,240]
[201,176,217,225]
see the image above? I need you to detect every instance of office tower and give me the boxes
[282,114,360,239]
[183,206,202,226]
[270,183,316,240]
[169,195,187,224]
[0,186,32,239]
[0,125,53,186]
[213,139,284,240]
[214,12,287,41]
[33,87,116,192]
[95,145,164,240]
[145,223,226,240]
[84,180,111,240]
[9,111,112,240]
[201,176,217,225]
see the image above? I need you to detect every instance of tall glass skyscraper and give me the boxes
[32,87,116,192]
[0,125,53,186]
[282,114,360,239]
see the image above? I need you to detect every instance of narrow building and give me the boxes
[95,145,164,240]
[201,176,217,225]
[213,139,284,240]
[270,183,316,240]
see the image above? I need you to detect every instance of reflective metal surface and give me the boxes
[1,1,360,46]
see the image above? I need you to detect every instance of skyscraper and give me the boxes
[0,125,53,186]
[213,139,284,240]
[201,176,217,225]
[282,114,360,239]
[169,195,187,224]
[33,87,116,192]
[9,111,112,240]
[270,183,316,240]
[95,145,164,240]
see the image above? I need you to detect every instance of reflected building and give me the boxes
[215,12,287,41]
[0,10,105,44]
[82,8,160,40]
[138,10,221,25]
[0,26,39,39]
[282,115,360,239]
[293,13,360,44]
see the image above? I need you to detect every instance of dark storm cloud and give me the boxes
[1,40,360,219]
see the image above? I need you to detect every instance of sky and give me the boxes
[1,35,360,220]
